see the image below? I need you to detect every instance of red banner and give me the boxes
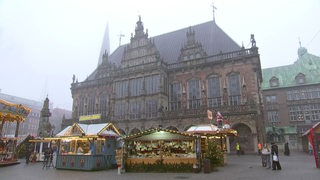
[309,128,319,168]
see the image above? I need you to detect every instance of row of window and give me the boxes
[170,74,242,110]
[77,93,109,117]
[287,88,320,100]
[114,99,158,119]
[265,87,320,104]
[115,75,160,98]
[76,73,244,117]
[267,103,320,123]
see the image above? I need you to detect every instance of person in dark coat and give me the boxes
[25,148,31,164]
[271,143,282,170]
[284,142,290,156]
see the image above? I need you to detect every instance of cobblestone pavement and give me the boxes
[0,152,319,180]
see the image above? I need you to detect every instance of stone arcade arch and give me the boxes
[230,123,254,153]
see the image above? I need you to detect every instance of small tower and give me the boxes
[37,96,52,137]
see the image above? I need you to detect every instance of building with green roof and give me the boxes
[262,46,320,150]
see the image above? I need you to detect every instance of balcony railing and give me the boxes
[167,48,258,70]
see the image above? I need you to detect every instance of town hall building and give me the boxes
[67,16,264,153]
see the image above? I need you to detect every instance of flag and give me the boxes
[216,111,223,121]
[309,128,319,168]
[207,110,213,120]
[216,111,223,127]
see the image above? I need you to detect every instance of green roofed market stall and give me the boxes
[121,128,200,172]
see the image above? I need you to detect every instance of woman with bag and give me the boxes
[261,144,271,168]
[271,142,282,170]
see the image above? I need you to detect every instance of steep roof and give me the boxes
[85,20,241,81]
[110,20,241,65]
[261,47,320,90]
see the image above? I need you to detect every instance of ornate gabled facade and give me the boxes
[262,45,320,150]
[70,17,263,153]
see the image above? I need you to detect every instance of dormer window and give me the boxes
[269,76,279,87]
[295,73,305,84]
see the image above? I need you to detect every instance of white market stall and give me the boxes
[54,123,120,170]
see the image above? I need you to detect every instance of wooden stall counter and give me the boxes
[56,154,114,171]
[126,156,197,165]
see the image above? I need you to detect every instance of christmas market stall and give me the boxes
[185,124,237,169]
[28,138,54,162]
[0,99,31,166]
[121,128,201,172]
[54,122,121,171]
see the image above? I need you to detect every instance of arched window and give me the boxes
[228,73,241,105]
[207,75,221,108]
[99,93,108,117]
[170,82,182,110]
[88,94,95,115]
[188,79,201,109]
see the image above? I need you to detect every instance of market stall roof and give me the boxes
[122,128,199,141]
[185,124,237,136]
[302,121,320,136]
[0,98,31,123]
[56,123,121,137]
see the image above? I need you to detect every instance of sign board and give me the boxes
[79,114,101,121]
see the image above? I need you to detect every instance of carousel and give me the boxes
[0,98,31,166]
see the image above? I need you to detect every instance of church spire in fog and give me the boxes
[97,22,110,66]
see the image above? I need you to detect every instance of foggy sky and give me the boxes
[0,0,319,110]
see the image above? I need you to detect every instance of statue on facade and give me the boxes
[250,34,256,47]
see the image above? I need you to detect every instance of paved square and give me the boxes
[0,152,318,180]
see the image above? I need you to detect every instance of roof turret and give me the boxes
[298,47,308,58]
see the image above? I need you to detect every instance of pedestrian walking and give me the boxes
[308,141,313,155]
[271,142,281,170]
[257,142,262,155]
[42,148,53,169]
[236,142,241,156]
[261,144,271,169]
[25,148,31,164]
[284,142,290,156]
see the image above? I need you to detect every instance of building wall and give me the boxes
[261,48,320,151]
[69,19,264,153]
[262,85,320,150]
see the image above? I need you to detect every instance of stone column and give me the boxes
[226,136,230,153]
